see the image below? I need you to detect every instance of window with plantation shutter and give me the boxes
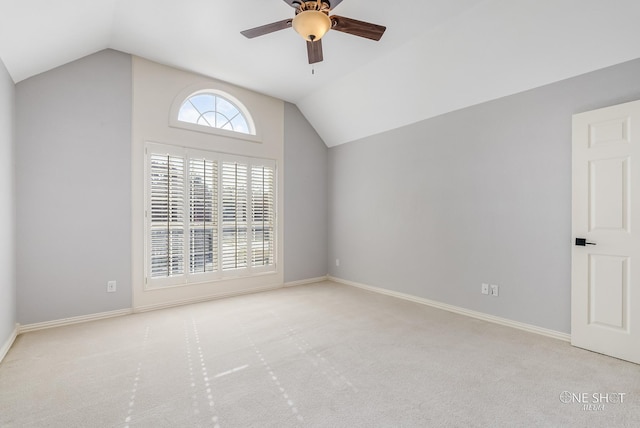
[145,143,276,288]
[149,154,185,278]
[251,165,275,267]
[189,158,218,274]
[222,162,248,271]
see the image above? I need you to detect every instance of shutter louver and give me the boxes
[150,154,185,278]
[251,165,275,267]
[222,162,248,271]
[189,158,218,274]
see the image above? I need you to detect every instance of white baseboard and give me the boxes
[133,283,283,313]
[284,276,329,288]
[18,309,133,334]
[0,324,19,363]
[17,283,287,335]
[328,276,571,342]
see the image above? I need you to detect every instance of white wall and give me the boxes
[283,103,328,283]
[131,57,285,311]
[328,58,640,334]
[0,56,16,353]
[299,0,640,147]
[15,50,132,324]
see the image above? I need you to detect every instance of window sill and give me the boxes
[145,268,278,291]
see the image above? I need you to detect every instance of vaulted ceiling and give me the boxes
[1,0,640,147]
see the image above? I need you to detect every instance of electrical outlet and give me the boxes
[107,280,117,293]
[336,259,340,267]
[481,283,489,295]
[490,284,499,297]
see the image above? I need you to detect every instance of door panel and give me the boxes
[572,99,640,364]
[588,117,629,147]
[589,157,629,232]
[588,254,628,330]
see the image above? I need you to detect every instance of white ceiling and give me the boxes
[1,0,640,147]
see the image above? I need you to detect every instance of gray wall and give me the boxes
[0,57,16,345]
[284,103,328,282]
[13,51,326,325]
[16,50,132,324]
[328,58,640,334]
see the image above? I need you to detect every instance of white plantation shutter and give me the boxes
[189,158,218,273]
[251,165,275,267]
[222,161,248,271]
[149,153,185,278]
[146,143,275,288]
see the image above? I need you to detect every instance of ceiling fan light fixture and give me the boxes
[240,0,386,64]
[292,10,331,42]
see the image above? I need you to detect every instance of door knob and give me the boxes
[575,238,596,246]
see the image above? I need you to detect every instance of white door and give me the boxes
[572,99,640,364]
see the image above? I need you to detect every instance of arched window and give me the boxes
[175,90,255,136]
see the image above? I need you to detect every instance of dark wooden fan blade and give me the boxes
[282,0,343,9]
[307,39,323,64]
[330,15,386,41]
[241,19,292,39]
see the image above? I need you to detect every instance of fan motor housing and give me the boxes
[295,1,331,14]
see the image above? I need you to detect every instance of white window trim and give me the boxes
[169,87,262,143]
[144,141,277,290]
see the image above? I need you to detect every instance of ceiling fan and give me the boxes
[241,0,386,64]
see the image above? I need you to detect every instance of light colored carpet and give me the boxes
[1,281,638,427]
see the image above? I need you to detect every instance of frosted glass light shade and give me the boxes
[292,10,331,42]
